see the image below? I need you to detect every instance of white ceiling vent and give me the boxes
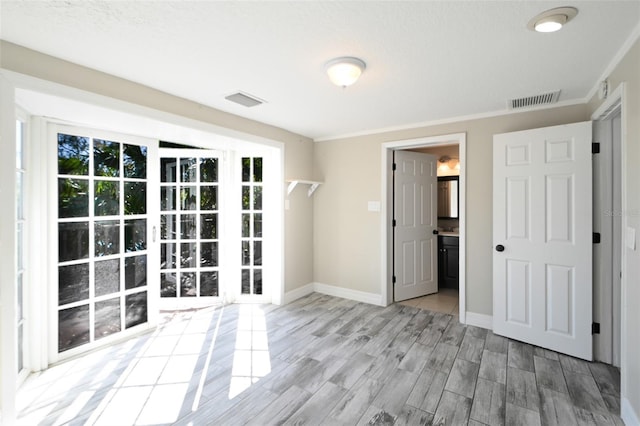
[225,91,265,108]
[508,90,561,110]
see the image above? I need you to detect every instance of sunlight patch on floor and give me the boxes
[17,307,220,425]
[228,304,271,399]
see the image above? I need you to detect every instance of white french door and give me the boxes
[51,125,158,360]
[159,149,223,308]
[493,121,593,360]
[158,151,269,306]
[394,150,438,302]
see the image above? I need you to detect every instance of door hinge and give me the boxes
[592,322,600,335]
[392,275,396,284]
[392,219,397,227]
[392,163,397,171]
[593,232,601,244]
[592,142,600,154]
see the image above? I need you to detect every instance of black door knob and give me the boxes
[433,229,439,235]
[496,244,505,252]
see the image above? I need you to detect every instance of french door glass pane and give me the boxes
[95,181,119,216]
[95,259,120,296]
[58,134,89,175]
[200,159,218,182]
[95,220,119,256]
[57,132,149,353]
[17,273,23,324]
[200,271,218,296]
[161,273,177,297]
[125,182,147,214]
[58,179,89,218]
[125,255,147,289]
[58,263,90,305]
[59,222,89,262]
[160,153,219,301]
[201,214,217,239]
[125,292,147,328]
[125,219,146,252]
[18,325,24,372]
[16,119,26,373]
[94,140,120,177]
[58,305,90,351]
[161,187,176,210]
[124,144,147,178]
[95,297,121,340]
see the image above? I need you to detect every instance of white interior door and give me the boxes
[394,150,438,302]
[493,121,593,360]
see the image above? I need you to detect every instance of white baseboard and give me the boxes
[465,311,493,330]
[283,283,315,304]
[313,282,383,306]
[622,397,640,426]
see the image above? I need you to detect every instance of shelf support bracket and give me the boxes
[287,181,299,196]
[307,183,320,197]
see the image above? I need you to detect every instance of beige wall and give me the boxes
[588,39,640,421]
[314,104,590,314]
[0,41,315,294]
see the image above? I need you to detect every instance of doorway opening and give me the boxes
[592,83,625,367]
[381,133,467,323]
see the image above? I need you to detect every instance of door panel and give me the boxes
[506,259,531,326]
[159,150,221,308]
[493,121,592,360]
[394,150,438,301]
[54,126,156,358]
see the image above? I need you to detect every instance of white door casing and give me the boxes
[493,121,593,360]
[394,150,438,302]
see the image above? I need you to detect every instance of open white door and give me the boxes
[493,121,593,360]
[394,150,438,302]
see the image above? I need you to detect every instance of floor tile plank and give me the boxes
[506,366,539,412]
[284,381,347,426]
[507,341,535,372]
[444,358,480,399]
[564,371,609,415]
[505,402,541,426]
[406,367,448,414]
[394,405,434,426]
[538,387,579,426]
[534,355,569,394]
[470,378,506,426]
[432,390,472,426]
[326,375,385,425]
[478,350,507,385]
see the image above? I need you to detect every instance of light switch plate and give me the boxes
[368,201,380,212]
[626,226,636,250]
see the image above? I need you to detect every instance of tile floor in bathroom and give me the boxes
[397,287,459,317]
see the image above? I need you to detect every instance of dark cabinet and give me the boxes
[438,235,459,289]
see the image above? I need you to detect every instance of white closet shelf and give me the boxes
[286,179,323,197]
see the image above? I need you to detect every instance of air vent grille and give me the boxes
[225,92,265,108]
[508,90,561,110]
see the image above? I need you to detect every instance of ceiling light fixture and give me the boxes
[528,7,578,33]
[325,57,366,88]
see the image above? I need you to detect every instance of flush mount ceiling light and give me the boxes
[528,7,578,33]
[325,57,366,88]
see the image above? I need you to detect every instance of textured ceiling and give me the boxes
[1,1,639,141]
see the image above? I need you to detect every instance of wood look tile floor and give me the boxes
[18,293,622,426]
